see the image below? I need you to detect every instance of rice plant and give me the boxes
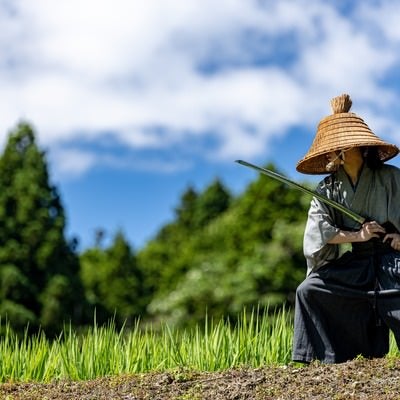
[0,307,398,383]
[0,308,293,382]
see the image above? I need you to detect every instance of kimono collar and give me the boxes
[337,163,371,191]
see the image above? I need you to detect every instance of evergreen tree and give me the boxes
[174,186,198,231]
[194,179,231,228]
[138,187,199,304]
[144,165,309,326]
[80,230,143,326]
[0,122,84,333]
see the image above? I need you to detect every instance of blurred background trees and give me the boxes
[80,230,144,327]
[0,121,310,334]
[139,168,308,327]
[0,122,85,334]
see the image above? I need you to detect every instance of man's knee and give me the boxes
[296,278,317,302]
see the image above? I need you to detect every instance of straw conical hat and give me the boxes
[296,94,399,174]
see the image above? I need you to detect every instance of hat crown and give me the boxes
[331,94,352,114]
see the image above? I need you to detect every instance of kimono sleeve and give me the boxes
[386,165,400,233]
[303,197,340,275]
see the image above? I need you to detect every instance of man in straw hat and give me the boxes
[292,94,400,363]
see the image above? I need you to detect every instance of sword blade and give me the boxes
[235,159,366,225]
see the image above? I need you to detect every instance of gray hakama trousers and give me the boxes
[292,243,400,363]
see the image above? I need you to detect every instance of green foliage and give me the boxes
[175,186,198,230]
[137,179,233,312]
[138,165,309,327]
[80,230,143,326]
[228,163,307,255]
[0,120,311,333]
[193,179,231,228]
[0,122,84,333]
[147,218,306,326]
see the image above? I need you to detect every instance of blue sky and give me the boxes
[1,0,400,251]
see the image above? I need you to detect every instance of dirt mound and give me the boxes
[1,358,400,399]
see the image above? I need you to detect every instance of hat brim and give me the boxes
[297,110,399,174]
[296,143,399,174]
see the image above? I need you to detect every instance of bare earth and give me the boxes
[2,358,400,399]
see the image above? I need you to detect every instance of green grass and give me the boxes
[0,307,398,383]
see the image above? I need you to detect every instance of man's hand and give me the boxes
[383,233,400,251]
[358,221,386,242]
[328,221,387,244]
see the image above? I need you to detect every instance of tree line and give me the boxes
[0,122,310,335]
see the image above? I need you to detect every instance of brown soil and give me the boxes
[1,358,400,399]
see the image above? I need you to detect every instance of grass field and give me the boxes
[0,307,399,384]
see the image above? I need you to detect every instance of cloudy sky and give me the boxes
[1,0,400,250]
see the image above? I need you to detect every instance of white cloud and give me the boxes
[50,147,97,178]
[0,0,399,177]
[358,1,400,43]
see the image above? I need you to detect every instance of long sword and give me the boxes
[235,159,366,225]
[236,160,400,298]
